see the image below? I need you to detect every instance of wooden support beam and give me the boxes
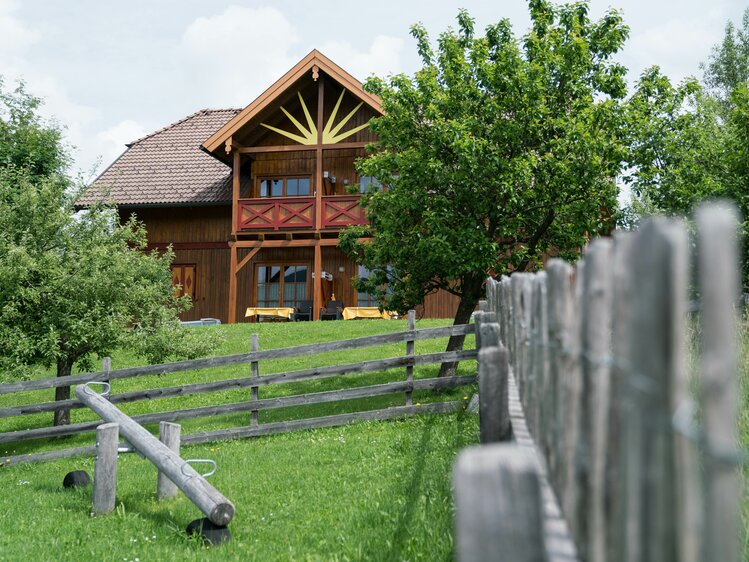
[75,384,235,526]
[232,151,240,236]
[228,243,238,324]
[315,76,324,231]
[232,238,340,248]
[235,247,260,275]
[236,141,369,154]
[313,242,322,320]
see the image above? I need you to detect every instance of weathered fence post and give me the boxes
[250,333,259,426]
[698,202,740,562]
[157,421,181,500]
[545,259,581,531]
[93,422,118,515]
[102,357,111,385]
[454,444,547,562]
[406,309,415,406]
[531,272,550,460]
[579,239,613,562]
[75,384,235,526]
[623,218,688,562]
[478,343,511,443]
[606,231,634,562]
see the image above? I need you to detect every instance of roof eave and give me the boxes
[201,49,383,156]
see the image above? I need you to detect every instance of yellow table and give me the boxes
[342,307,395,320]
[245,307,295,321]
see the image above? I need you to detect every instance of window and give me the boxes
[359,176,382,193]
[171,265,195,300]
[356,265,377,307]
[259,176,311,197]
[256,264,308,307]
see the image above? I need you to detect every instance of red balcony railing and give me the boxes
[321,196,368,229]
[237,195,368,232]
[238,197,315,231]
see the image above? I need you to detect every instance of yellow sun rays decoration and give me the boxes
[261,89,369,145]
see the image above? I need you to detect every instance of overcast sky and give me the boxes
[1,0,745,179]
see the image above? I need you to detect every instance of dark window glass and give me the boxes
[360,176,382,193]
[287,178,299,196]
[271,179,283,197]
[298,177,310,195]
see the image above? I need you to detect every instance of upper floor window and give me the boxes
[259,176,311,198]
[359,176,382,193]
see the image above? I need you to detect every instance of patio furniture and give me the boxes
[244,307,295,322]
[341,307,395,320]
[320,300,343,321]
[292,300,313,321]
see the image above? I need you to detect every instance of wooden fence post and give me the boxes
[478,344,511,443]
[157,421,181,500]
[698,202,740,562]
[406,309,415,406]
[545,259,581,530]
[454,444,546,562]
[579,239,613,562]
[624,217,688,562]
[102,357,111,386]
[250,333,259,427]
[531,272,549,457]
[500,276,512,350]
[93,422,118,515]
[607,231,635,562]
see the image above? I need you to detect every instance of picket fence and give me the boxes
[455,202,742,562]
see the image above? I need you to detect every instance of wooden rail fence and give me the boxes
[455,202,742,562]
[0,319,476,466]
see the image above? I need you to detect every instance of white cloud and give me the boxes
[180,5,300,107]
[0,0,39,54]
[628,18,719,82]
[319,35,404,81]
[95,119,147,164]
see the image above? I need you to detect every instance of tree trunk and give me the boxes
[438,276,484,377]
[54,359,73,426]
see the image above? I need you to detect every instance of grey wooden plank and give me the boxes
[454,444,547,562]
[626,218,688,562]
[0,324,475,395]
[697,202,740,562]
[478,345,511,443]
[250,333,260,427]
[405,310,415,406]
[579,239,613,562]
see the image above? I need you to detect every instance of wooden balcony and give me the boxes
[237,195,367,232]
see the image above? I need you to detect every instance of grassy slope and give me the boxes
[0,319,479,561]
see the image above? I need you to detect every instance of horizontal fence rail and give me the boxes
[0,324,474,395]
[0,320,477,466]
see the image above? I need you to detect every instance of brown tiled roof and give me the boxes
[78,108,242,207]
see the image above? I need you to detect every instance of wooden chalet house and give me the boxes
[80,51,458,323]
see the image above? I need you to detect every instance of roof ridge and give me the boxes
[127,108,243,147]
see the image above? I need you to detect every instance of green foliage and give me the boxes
[0,79,69,180]
[340,1,629,319]
[702,8,749,101]
[0,166,219,382]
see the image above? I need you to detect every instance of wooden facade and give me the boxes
[112,51,459,323]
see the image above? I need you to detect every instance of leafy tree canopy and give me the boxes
[0,79,70,180]
[0,80,219,425]
[341,1,630,339]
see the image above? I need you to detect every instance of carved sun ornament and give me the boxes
[261,89,368,145]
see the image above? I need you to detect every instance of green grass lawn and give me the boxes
[0,319,479,561]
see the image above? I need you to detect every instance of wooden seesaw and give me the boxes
[70,382,235,544]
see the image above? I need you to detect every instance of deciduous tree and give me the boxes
[340,1,629,374]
